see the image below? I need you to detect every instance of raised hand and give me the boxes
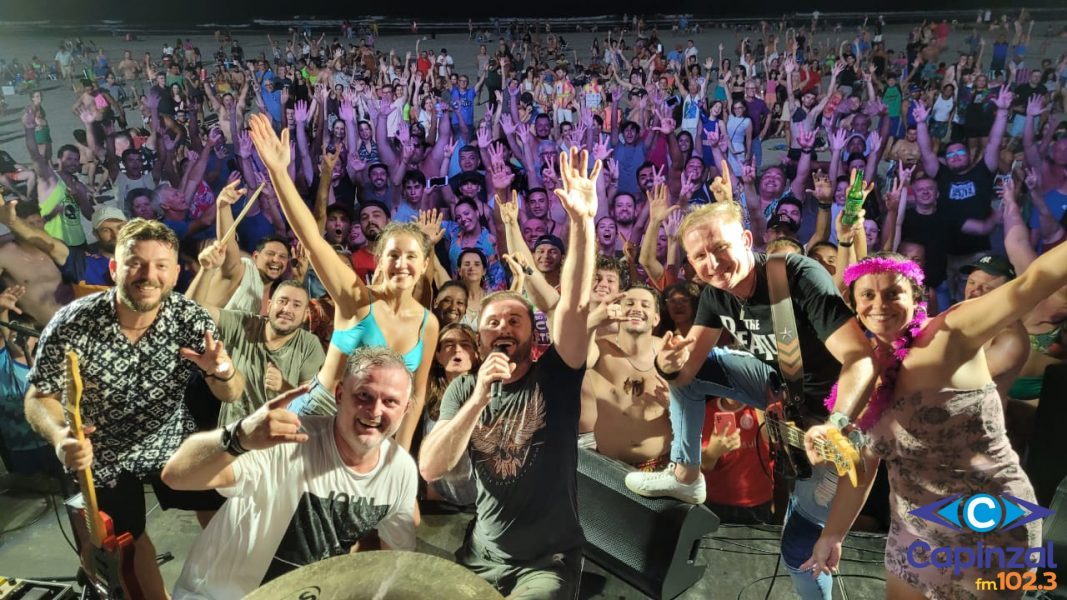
[911,101,930,124]
[657,330,696,375]
[347,152,368,175]
[502,253,530,291]
[848,168,876,200]
[795,123,817,149]
[835,207,865,242]
[237,385,312,449]
[179,330,234,377]
[703,127,720,149]
[828,127,848,152]
[476,124,492,148]
[500,113,518,136]
[741,160,757,185]
[0,191,18,226]
[197,241,226,271]
[77,106,95,125]
[0,285,26,314]
[808,169,832,202]
[248,113,292,173]
[664,207,683,238]
[1026,95,1048,118]
[592,134,613,161]
[338,98,356,122]
[709,159,734,203]
[293,99,310,124]
[320,145,341,177]
[217,174,246,208]
[587,292,628,329]
[236,129,254,158]
[554,147,601,221]
[416,208,446,245]
[496,190,520,226]
[648,183,676,222]
[679,171,699,199]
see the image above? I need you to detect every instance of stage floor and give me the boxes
[0,476,887,599]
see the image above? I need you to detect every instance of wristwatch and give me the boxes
[829,411,868,448]
[220,418,248,457]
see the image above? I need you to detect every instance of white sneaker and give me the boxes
[624,463,707,504]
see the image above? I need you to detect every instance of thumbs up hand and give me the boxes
[264,360,284,394]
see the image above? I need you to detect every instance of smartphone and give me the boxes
[714,412,737,436]
[427,176,448,188]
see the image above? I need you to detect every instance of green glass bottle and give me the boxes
[842,169,866,225]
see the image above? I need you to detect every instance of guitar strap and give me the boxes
[766,254,805,412]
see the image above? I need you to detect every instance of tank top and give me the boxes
[329,300,429,372]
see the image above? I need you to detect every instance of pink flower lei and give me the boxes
[824,256,928,431]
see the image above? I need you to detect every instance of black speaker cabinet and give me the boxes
[576,448,719,600]
[1026,364,1067,507]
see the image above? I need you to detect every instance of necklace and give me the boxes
[824,302,928,431]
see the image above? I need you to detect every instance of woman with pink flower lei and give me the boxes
[802,251,1054,599]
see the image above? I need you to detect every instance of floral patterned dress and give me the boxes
[867,383,1041,599]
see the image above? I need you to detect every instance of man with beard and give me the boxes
[913,86,1012,304]
[434,281,469,327]
[421,148,598,599]
[25,219,244,600]
[193,247,325,425]
[164,347,417,599]
[351,200,391,283]
[63,206,127,287]
[358,163,395,208]
[582,285,671,469]
[610,192,639,252]
[522,187,568,244]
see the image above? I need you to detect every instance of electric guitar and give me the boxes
[62,348,144,600]
[764,398,861,486]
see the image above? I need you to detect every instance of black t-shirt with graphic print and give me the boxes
[694,253,855,417]
[935,161,995,256]
[439,346,585,562]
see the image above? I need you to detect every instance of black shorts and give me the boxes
[92,472,225,538]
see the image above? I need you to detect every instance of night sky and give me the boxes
[3,0,1061,26]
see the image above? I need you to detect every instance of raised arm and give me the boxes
[292,100,316,188]
[0,194,68,266]
[912,102,941,178]
[551,149,599,369]
[248,114,367,314]
[984,86,1013,172]
[639,184,675,283]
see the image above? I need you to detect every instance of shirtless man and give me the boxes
[583,285,671,469]
[204,77,249,145]
[22,110,92,249]
[0,194,73,327]
[117,50,142,102]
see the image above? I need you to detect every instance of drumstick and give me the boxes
[219,182,265,247]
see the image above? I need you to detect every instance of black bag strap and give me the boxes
[766,254,805,408]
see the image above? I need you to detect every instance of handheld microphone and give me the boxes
[490,342,508,401]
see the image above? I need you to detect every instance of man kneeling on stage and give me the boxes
[163,347,418,600]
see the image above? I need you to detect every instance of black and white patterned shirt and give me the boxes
[29,289,217,488]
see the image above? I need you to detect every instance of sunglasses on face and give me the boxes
[945,149,968,159]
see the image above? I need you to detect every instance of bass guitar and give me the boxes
[62,348,144,599]
[764,399,860,486]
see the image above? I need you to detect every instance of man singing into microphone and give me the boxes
[420,149,600,600]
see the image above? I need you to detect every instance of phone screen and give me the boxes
[714,412,737,436]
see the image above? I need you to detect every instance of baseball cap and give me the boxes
[92,206,128,230]
[767,213,800,234]
[960,254,1015,280]
[533,234,566,254]
[359,200,391,219]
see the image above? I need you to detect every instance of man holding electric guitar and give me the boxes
[24,219,245,600]
[624,199,879,600]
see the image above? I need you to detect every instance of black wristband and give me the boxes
[209,366,237,382]
[801,147,814,155]
[654,359,680,381]
[818,202,833,210]
[839,240,854,248]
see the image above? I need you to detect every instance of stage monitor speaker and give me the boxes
[576,448,719,600]
[1025,364,1067,507]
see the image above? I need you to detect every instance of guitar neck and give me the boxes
[767,416,807,451]
[75,461,107,548]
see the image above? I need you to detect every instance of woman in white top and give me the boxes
[929,83,957,142]
[725,100,753,176]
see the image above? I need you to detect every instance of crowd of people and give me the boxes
[1,10,1066,600]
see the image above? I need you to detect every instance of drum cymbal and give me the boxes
[245,550,504,600]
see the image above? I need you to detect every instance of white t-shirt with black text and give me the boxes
[172,417,417,600]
